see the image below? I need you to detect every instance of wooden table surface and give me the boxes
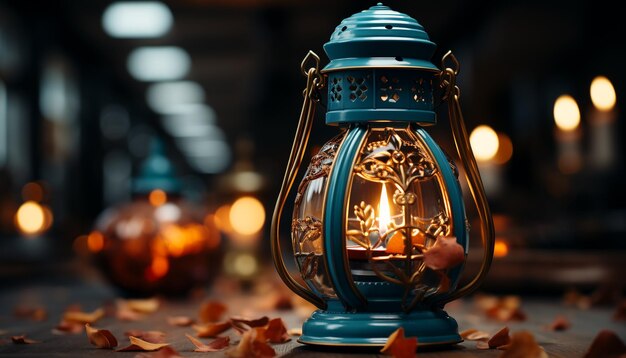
[0,280,624,357]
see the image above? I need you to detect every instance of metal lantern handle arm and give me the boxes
[271,51,327,310]
[439,51,495,304]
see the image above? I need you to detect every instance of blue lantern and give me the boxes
[271,3,495,347]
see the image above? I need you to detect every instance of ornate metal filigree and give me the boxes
[349,127,451,311]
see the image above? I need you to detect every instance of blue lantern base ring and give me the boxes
[299,308,462,347]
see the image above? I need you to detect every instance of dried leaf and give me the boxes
[230,316,270,334]
[85,323,118,349]
[135,346,183,358]
[488,327,510,348]
[547,315,571,331]
[476,294,526,322]
[287,328,302,336]
[167,316,194,327]
[52,320,84,335]
[476,340,490,350]
[226,328,275,358]
[423,236,465,270]
[124,330,166,344]
[264,318,290,343]
[13,305,47,321]
[193,322,232,338]
[380,327,417,358]
[199,300,227,323]
[11,335,39,344]
[64,307,105,324]
[116,301,143,321]
[460,328,478,339]
[118,336,170,352]
[583,330,626,358]
[125,298,160,314]
[463,330,490,341]
[498,331,547,358]
[185,333,230,352]
[563,288,591,309]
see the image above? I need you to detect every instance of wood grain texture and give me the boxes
[0,282,624,357]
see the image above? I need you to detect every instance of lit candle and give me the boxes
[553,95,582,174]
[589,76,617,171]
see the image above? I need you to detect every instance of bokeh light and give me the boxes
[553,95,580,131]
[15,201,47,236]
[229,197,265,236]
[590,76,616,111]
[470,125,500,162]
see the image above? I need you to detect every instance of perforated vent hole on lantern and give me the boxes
[342,26,347,31]
[395,57,403,62]
[385,25,393,29]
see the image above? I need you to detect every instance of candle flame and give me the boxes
[378,184,391,235]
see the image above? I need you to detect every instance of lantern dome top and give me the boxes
[133,138,182,194]
[323,3,438,72]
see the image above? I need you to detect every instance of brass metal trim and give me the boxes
[297,338,463,347]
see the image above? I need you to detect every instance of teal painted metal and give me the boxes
[323,126,368,311]
[416,128,468,296]
[300,309,461,346]
[132,139,182,194]
[322,4,439,125]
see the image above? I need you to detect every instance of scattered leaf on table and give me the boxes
[124,330,166,344]
[193,322,232,338]
[498,331,547,358]
[476,340,490,350]
[488,327,510,348]
[547,315,571,331]
[52,320,84,335]
[167,316,194,327]
[264,318,290,343]
[230,316,270,334]
[185,334,230,352]
[12,335,40,344]
[85,323,118,349]
[463,329,490,341]
[613,300,626,321]
[118,336,170,352]
[199,300,227,323]
[380,327,417,358]
[474,294,526,322]
[64,307,105,324]
[135,346,183,358]
[116,301,143,321]
[124,298,160,314]
[287,328,302,336]
[562,288,591,310]
[583,330,626,358]
[226,328,275,358]
[423,236,465,270]
[13,305,47,321]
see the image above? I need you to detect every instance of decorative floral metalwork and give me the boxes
[350,127,452,311]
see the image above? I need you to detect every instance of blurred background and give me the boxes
[0,0,624,297]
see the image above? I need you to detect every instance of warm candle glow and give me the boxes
[493,239,509,258]
[149,189,167,207]
[470,125,499,161]
[590,76,616,111]
[553,95,580,131]
[15,201,47,235]
[378,184,391,235]
[229,196,265,236]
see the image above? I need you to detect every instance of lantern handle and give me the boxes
[270,51,326,310]
[438,51,495,304]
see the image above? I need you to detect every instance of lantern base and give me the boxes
[299,308,461,347]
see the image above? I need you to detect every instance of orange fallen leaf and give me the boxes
[124,330,166,344]
[135,346,183,358]
[230,316,270,334]
[167,316,194,327]
[583,330,626,358]
[185,334,230,352]
[193,322,232,338]
[11,335,39,344]
[380,327,417,358]
[423,236,465,271]
[226,328,275,358]
[116,301,143,321]
[462,329,490,341]
[64,307,105,324]
[199,300,227,322]
[124,298,160,314]
[488,327,510,348]
[476,340,490,350]
[52,320,84,335]
[85,323,118,349]
[498,331,547,358]
[118,336,170,352]
[475,294,526,322]
[13,305,47,321]
[547,315,571,331]
[563,288,591,310]
[264,318,290,343]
